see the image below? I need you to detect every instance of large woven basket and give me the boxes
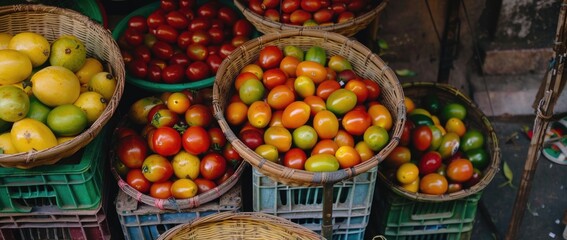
[213,30,405,187]
[157,212,324,240]
[0,4,125,168]
[378,82,501,202]
[234,0,387,37]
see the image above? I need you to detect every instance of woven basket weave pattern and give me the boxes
[213,30,405,187]
[0,4,125,168]
[378,82,501,202]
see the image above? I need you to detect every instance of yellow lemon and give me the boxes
[73,91,107,124]
[76,58,104,84]
[0,49,32,85]
[88,72,117,101]
[10,118,57,152]
[31,66,80,107]
[8,32,50,67]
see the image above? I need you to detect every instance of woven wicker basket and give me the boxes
[234,0,387,37]
[378,82,501,202]
[0,4,125,168]
[213,30,405,187]
[110,117,249,210]
[157,212,324,240]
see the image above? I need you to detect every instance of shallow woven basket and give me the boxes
[0,4,125,168]
[213,30,405,187]
[378,82,501,202]
[157,212,324,240]
[234,0,387,37]
[110,118,249,210]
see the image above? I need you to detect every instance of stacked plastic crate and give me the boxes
[0,126,112,240]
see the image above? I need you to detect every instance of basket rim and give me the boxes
[233,0,388,36]
[212,29,405,186]
[0,4,125,168]
[378,81,502,202]
[156,211,324,240]
[109,116,249,210]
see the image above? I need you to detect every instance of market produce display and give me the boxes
[223,44,393,172]
[114,87,242,200]
[115,0,255,91]
[0,31,116,154]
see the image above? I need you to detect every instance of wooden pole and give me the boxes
[322,183,334,240]
[506,2,567,239]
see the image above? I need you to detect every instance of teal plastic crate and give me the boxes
[253,167,377,240]
[373,231,471,240]
[116,184,242,240]
[374,184,480,239]
[0,125,110,213]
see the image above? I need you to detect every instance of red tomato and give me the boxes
[150,181,173,199]
[186,43,208,61]
[301,0,321,12]
[194,178,217,194]
[283,148,307,170]
[266,85,295,110]
[341,109,372,136]
[189,17,211,31]
[208,127,227,151]
[446,158,474,183]
[162,64,185,84]
[128,16,148,33]
[334,129,355,147]
[152,127,182,156]
[290,9,311,25]
[363,79,381,101]
[282,0,300,13]
[262,68,287,90]
[126,169,151,193]
[258,45,284,70]
[337,69,358,83]
[316,80,341,100]
[231,35,249,47]
[219,43,236,59]
[124,28,144,47]
[303,95,326,117]
[182,126,211,155]
[142,154,174,182]
[117,134,148,169]
[264,9,280,22]
[216,166,235,185]
[200,152,227,180]
[115,127,137,139]
[282,101,311,129]
[400,120,415,146]
[185,61,211,81]
[197,2,218,18]
[155,24,179,43]
[313,9,333,24]
[412,125,433,151]
[233,19,253,37]
[166,10,189,29]
[419,151,443,175]
[185,104,212,127]
[223,142,243,162]
[218,7,238,26]
[179,0,196,9]
[128,59,148,78]
[206,54,223,73]
[169,53,190,67]
[147,11,166,29]
[239,128,264,150]
[160,0,177,12]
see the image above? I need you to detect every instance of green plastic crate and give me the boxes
[253,167,377,240]
[374,184,480,239]
[374,231,471,240]
[0,0,106,26]
[0,125,110,213]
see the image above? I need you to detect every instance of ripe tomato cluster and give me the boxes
[224,44,393,172]
[118,0,254,83]
[246,0,375,26]
[114,88,241,199]
[382,96,489,195]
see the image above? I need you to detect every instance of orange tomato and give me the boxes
[344,79,368,104]
[445,117,466,137]
[226,101,248,126]
[311,139,339,156]
[241,63,264,79]
[282,101,311,129]
[167,92,191,114]
[384,146,411,167]
[334,129,355,147]
[404,97,415,113]
[355,141,375,162]
[341,109,372,136]
[316,80,341,100]
[335,145,361,169]
[264,126,293,152]
[419,173,448,195]
[280,55,300,77]
[267,85,295,110]
[235,72,259,90]
[313,110,339,139]
[296,61,327,84]
[368,104,393,131]
[446,158,474,183]
[269,110,284,127]
[150,181,173,199]
[171,178,198,199]
[303,95,326,117]
[247,101,272,128]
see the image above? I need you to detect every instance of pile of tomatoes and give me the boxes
[114,88,241,200]
[245,0,376,26]
[224,44,393,172]
[382,96,490,195]
[118,0,254,83]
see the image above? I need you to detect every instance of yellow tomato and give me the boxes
[396,162,419,184]
[171,178,198,199]
[172,150,200,180]
[368,104,393,131]
[404,97,415,113]
[445,117,466,137]
[401,177,420,193]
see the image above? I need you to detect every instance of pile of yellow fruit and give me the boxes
[0,31,116,154]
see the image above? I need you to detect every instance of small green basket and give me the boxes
[112,0,259,93]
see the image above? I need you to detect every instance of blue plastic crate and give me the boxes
[253,167,377,240]
[116,184,242,240]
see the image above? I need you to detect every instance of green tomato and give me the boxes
[438,132,460,159]
[428,125,443,151]
[409,114,434,126]
[305,46,327,66]
[465,148,489,170]
[26,95,51,124]
[293,125,318,150]
[46,104,88,137]
[255,144,280,162]
[239,79,265,105]
[441,102,467,121]
[460,129,484,152]
[424,94,441,114]
[363,125,389,151]
[326,89,357,115]
[283,45,304,61]
[304,154,340,172]
[294,75,315,98]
